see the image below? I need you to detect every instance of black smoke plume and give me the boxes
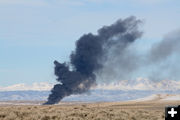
[44,16,142,104]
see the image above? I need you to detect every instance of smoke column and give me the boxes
[44,16,142,104]
[96,28,180,84]
[149,30,180,62]
[146,30,180,81]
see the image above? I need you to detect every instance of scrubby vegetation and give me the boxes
[0,101,178,120]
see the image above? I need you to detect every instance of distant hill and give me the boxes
[1,78,180,102]
[0,90,180,102]
[0,91,50,101]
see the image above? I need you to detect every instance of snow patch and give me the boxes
[95,78,180,91]
[0,82,54,91]
[135,94,180,101]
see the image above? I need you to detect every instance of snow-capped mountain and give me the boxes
[95,78,180,91]
[0,78,180,102]
[0,91,50,101]
[0,82,53,91]
[1,78,180,91]
[0,90,180,102]
[135,94,180,101]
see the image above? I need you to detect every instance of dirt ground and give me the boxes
[0,100,179,120]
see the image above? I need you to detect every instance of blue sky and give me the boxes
[1,0,180,86]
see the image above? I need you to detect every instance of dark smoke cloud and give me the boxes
[44,16,142,104]
[96,29,180,84]
[96,46,142,83]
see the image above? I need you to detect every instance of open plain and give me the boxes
[0,97,180,120]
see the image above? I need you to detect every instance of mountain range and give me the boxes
[0,89,180,102]
[0,78,180,102]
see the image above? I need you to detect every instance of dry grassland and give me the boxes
[0,100,179,120]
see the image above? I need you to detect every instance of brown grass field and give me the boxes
[0,100,180,120]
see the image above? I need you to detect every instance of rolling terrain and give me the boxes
[0,94,180,120]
